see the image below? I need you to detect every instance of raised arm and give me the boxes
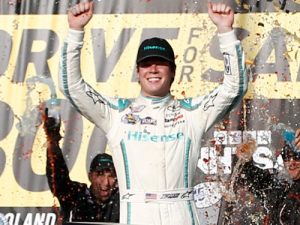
[43,108,71,196]
[59,0,121,133]
[186,2,247,132]
[43,109,92,215]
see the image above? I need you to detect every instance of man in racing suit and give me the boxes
[58,1,248,224]
[43,108,119,223]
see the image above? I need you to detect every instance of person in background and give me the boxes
[233,129,300,224]
[43,108,119,223]
[58,1,248,224]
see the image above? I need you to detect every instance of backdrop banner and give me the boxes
[0,0,300,224]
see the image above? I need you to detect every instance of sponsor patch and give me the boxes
[181,190,193,199]
[161,193,180,199]
[130,105,145,113]
[122,193,135,200]
[203,92,218,111]
[121,113,140,124]
[121,114,157,125]
[86,89,107,105]
[127,131,184,142]
[141,116,157,125]
[167,104,181,112]
[223,53,232,75]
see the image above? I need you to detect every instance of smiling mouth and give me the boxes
[147,77,161,82]
[99,189,110,195]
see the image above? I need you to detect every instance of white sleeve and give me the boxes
[58,29,123,133]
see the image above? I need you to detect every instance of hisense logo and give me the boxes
[144,45,166,51]
[128,131,184,142]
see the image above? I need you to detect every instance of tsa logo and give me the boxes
[213,130,271,145]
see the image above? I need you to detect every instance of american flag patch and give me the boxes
[145,193,157,200]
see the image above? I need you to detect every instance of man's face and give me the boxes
[284,159,300,181]
[89,169,117,203]
[137,57,175,98]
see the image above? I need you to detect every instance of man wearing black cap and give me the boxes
[43,109,119,223]
[231,129,300,224]
[58,1,248,225]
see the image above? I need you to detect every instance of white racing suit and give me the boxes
[59,29,248,225]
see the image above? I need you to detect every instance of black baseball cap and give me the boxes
[89,153,115,172]
[136,37,176,66]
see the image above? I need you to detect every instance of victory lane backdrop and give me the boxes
[0,0,300,224]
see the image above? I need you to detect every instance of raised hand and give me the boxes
[68,1,94,31]
[207,2,234,33]
[43,108,62,142]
